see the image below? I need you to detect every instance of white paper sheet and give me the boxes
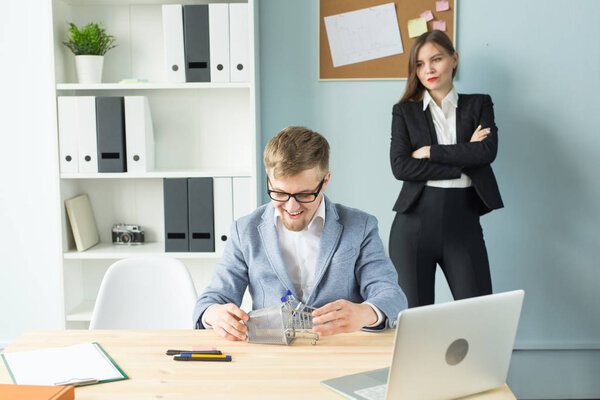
[324,3,403,68]
[1,342,125,386]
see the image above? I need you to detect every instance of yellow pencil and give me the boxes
[181,353,229,358]
[174,353,232,362]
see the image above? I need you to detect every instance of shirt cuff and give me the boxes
[363,302,384,328]
[201,304,218,329]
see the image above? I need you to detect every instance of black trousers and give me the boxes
[389,186,492,308]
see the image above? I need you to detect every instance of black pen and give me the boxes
[166,349,222,355]
[174,354,232,362]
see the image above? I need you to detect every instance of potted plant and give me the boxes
[63,22,117,84]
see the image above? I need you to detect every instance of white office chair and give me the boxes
[89,257,198,329]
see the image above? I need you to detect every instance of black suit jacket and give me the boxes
[390,94,503,215]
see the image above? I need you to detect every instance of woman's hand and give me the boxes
[412,146,430,159]
[470,125,491,142]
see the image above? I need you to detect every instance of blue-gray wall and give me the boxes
[259,1,600,398]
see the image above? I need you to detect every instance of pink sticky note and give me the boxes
[436,1,450,12]
[433,20,447,31]
[420,10,434,22]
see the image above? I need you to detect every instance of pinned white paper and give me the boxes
[324,3,403,67]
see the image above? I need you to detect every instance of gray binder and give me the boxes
[188,177,215,252]
[95,97,127,172]
[164,178,189,252]
[183,5,211,82]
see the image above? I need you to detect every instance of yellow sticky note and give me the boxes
[408,18,428,38]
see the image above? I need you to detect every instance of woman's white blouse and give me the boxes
[423,87,472,188]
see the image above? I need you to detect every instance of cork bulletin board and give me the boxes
[319,0,456,80]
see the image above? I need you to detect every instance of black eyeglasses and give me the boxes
[267,177,325,203]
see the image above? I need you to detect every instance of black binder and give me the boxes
[183,5,211,82]
[188,177,215,252]
[164,178,189,252]
[95,97,127,172]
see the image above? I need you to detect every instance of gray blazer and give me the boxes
[193,196,407,330]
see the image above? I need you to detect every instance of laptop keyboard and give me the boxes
[354,384,387,400]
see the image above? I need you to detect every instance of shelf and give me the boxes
[61,170,253,179]
[65,300,95,322]
[64,242,223,260]
[59,0,233,6]
[56,82,251,91]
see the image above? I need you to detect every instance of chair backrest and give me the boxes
[89,257,198,329]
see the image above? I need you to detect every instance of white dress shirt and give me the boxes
[274,197,325,303]
[274,198,384,327]
[423,87,472,188]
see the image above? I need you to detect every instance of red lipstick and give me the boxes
[427,77,438,82]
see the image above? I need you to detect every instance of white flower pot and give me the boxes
[75,55,104,84]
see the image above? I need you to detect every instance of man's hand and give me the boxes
[411,146,431,159]
[311,300,378,336]
[203,303,249,341]
[470,125,491,142]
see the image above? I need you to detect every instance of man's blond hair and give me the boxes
[264,126,329,179]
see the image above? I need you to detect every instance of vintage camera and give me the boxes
[112,224,145,245]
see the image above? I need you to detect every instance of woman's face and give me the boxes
[416,42,457,96]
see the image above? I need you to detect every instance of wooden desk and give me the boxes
[0,330,515,399]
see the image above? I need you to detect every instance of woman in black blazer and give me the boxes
[389,30,503,307]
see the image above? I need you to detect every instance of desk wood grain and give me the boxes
[0,330,515,399]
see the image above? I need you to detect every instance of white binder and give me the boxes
[213,177,233,255]
[76,96,98,173]
[229,3,250,82]
[233,177,253,220]
[124,96,155,173]
[57,97,79,173]
[209,4,230,83]
[162,4,186,83]
[1,342,126,386]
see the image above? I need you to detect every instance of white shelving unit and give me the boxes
[51,0,260,328]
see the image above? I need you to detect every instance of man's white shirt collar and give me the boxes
[273,195,326,232]
[422,87,459,111]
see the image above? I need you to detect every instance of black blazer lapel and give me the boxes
[456,95,470,144]
[424,106,438,145]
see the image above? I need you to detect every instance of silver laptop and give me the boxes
[321,290,524,400]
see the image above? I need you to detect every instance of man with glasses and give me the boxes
[194,127,407,340]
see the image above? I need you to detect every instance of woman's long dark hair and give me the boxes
[400,30,457,103]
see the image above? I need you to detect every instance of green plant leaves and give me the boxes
[63,22,117,56]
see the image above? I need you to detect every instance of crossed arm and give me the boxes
[412,124,492,160]
[390,95,498,179]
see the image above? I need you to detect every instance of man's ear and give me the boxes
[321,171,331,192]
